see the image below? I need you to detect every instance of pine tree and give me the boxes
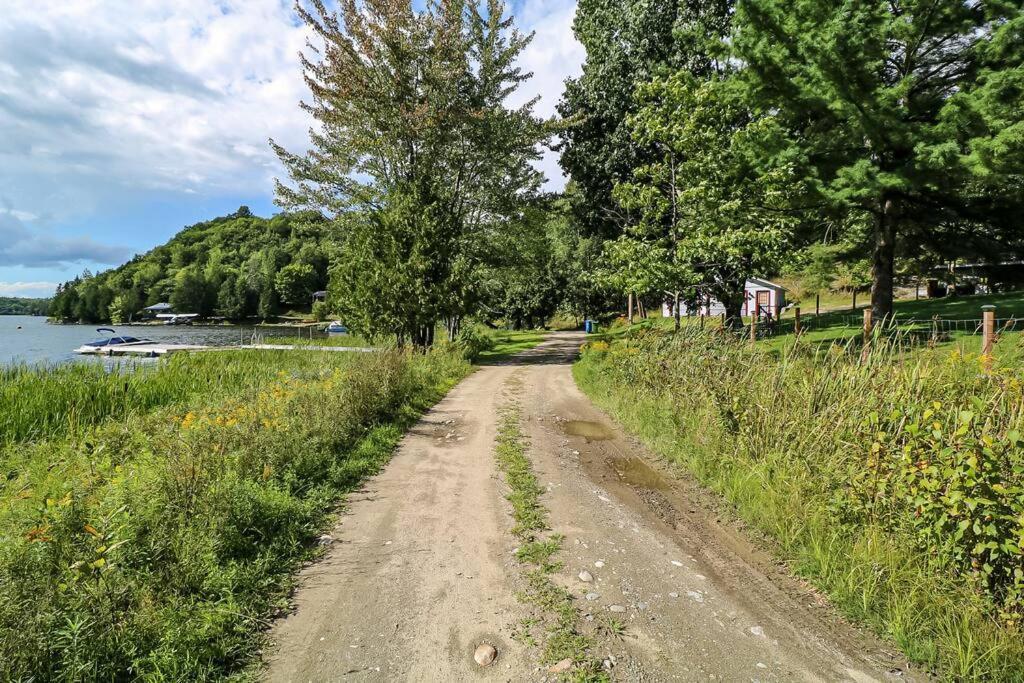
[734,0,1024,319]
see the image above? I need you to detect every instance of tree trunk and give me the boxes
[721,285,746,330]
[673,292,681,331]
[871,198,897,321]
[628,293,634,325]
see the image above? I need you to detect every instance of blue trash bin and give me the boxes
[584,320,594,333]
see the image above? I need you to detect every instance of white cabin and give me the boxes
[662,278,786,319]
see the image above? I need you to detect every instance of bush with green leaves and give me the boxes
[451,325,496,362]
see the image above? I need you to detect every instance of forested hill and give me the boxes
[49,207,336,323]
[0,297,50,316]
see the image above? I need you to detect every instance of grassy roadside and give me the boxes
[574,329,1024,681]
[476,329,548,363]
[493,397,607,681]
[0,348,471,681]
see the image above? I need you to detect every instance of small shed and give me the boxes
[312,290,328,302]
[142,303,173,317]
[663,279,787,320]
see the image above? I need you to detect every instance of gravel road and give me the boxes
[264,332,914,682]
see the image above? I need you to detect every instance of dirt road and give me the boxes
[264,332,912,682]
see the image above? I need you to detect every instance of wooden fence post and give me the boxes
[750,312,757,342]
[982,305,996,360]
[863,308,873,345]
[794,307,802,336]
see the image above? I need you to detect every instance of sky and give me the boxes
[0,0,583,299]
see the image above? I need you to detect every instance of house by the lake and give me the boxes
[142,302,173,317]
[662,278,787,320]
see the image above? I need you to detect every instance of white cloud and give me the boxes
[0,210,130,268]
[0,282,59,298]
[0,0,582,231]
[0,0,312,220]
[514,1,584,190]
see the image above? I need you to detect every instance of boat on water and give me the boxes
[157,313,199,326]
[74,328,154,354]
[326,321,348,334]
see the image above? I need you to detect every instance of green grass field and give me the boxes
[476,329,548,363]
[593,292,1024,361]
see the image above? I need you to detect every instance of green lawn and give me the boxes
[476,329,548,363]
[590,292,1024,360]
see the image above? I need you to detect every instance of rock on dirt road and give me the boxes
[263,332,914,682]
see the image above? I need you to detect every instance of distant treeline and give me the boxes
[0,297,50,316]
[49,207,335,324]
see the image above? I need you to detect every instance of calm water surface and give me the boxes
[0,316,318,367]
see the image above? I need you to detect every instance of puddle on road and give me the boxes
[562,420,616,442]
[609,456,669,491]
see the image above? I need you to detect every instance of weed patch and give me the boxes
[493,401,607,681]
[575,327,1024,680]
[0,348,471,680]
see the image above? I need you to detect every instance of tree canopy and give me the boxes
[557,0,733,239]
[733,0,1024,319]
[274,0,548,345]
[49,209,335,323]
[0,297,50,316]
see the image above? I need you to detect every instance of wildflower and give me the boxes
[180,412,197,430]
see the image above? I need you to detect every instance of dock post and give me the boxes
[794,307,802,336]
[863,308,873,345]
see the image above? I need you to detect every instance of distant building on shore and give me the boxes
[662,279,787,320]
[142,303,173,317]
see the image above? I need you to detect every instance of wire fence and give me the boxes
[729,313,1021,341]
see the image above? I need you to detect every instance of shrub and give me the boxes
[451,324,496,361]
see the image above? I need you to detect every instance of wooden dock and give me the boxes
[239,344,376,353]
[76,343,376,357]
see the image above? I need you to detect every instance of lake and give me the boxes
[0,316,321,367]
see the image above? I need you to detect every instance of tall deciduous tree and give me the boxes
[558,0,733,238]
[615,75,798,327]
[274,0,546,346]
[733,0,1024,320]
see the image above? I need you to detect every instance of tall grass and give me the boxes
[0,347,470,680]
[575,328,1024,680]
[0,352,328,447]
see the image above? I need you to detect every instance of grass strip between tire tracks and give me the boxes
[494,395,608,682]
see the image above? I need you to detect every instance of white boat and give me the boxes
[74,328,153,354]
[157,313,199,326]
[326,321,348,334]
